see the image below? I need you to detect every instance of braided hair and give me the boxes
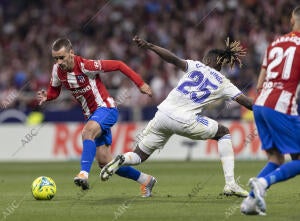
[203,37,246,71]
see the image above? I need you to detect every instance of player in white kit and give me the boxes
[101,36,253,197]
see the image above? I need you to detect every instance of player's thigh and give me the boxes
[263,108,300,154]
[82,120,101,139]
[253,105,273,150]
[87,107,118,138]
[96,144,112,167]
[92,109,116,148]
[138,112,172,155]
[178,115,218,140]
[95,126,113,147]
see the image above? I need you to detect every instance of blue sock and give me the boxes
[115,166,141,181]
[257,162,279,177]
[81,139,96,173]
[249,162,279,198]
[264,160,300,187]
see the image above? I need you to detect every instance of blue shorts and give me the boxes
[253,105,300,154]
[88,107,118,146]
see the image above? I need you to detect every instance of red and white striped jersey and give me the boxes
[255,31,300,115]
[47,55,144,118]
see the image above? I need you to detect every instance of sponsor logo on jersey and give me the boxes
[71,85,91,95]
[263,81,284,90]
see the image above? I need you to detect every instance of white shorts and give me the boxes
[138,110,218,155]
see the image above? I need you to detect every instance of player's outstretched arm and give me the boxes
[234,94,253,110]
[133,35,187,71]
[100,60,152,97]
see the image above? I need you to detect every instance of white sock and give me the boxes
[137,172,150,185]
[258,178,268,189]
[123,152,142,165]
[80,170,89,178]
[218,134,235,184]
[123,152,148,185]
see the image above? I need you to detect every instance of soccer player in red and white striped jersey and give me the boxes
[45,46,150,119]
[37,38,156,196]
[242,5,300,215]
[255,31,300,115]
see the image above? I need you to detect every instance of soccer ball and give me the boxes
[31,176,56,200]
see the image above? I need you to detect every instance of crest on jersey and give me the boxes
[77,75,85,83]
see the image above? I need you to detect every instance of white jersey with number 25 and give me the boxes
[158,60,242,123]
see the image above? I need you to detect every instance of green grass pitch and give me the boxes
[0,161,299,221]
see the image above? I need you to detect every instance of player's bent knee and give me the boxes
[82,121,102,140]
[82,128,97,140]
[220,125,230,135]
[213,124,230,140]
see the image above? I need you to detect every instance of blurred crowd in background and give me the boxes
[0,0,299,122]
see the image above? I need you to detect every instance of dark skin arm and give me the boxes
[133,36,187,71]
[234,94,253,110]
